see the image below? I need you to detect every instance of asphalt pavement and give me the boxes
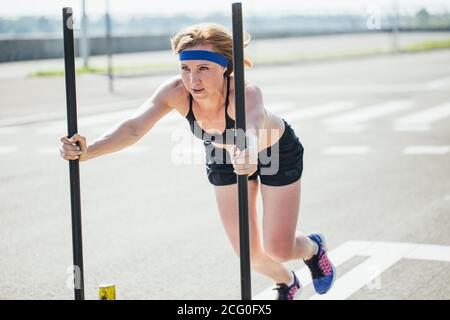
[0,45,449,300]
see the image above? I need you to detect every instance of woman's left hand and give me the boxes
[231,146,258,176]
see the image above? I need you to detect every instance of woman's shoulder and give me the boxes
[160,75,187,95]
[228,77,262,105]
[228,75,261,95]
[156,75,189,107]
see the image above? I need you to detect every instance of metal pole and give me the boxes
[105,0,114,93]
[62,7,85,301]
[231,2,252,300]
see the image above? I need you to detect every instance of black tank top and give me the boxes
[185,76,236,145]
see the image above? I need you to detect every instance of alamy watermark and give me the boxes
[367,5,382,30]
[365,265,382,290]
[65,9,80,30]
[66,265,82,290]
[170,122,281,176]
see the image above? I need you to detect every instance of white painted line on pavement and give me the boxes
[172,143,205,155]
[394,102,450,128]
[0,127,21,134]
[254,240,450,300]
[34,109,184,135]
[36,146,149,155]
[36,110,134,134]
[281,101,356,121]
[326,124,365,132]
[36,147,58,155]
[36,145,150,156]
[35,124,65,135]
[426,76,450,90]
[403,145,450,155]
[264,83,447,95]
[404,244,450,262]
[322,100,415,125]
[75,110,134,126]
[393,123,430,132]
[253,241,372,300]
[0,98,145,127]
[267,102,298,113]
[323,146,371,155]
[32,101,355,135]
[0,146,18,154]
[31,103,299,136]
[310,242,415,300]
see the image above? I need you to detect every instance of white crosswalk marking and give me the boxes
[394,102,450,132]
[404,243,450,262]
[326,124,365,132]
[24,99,450,136]
[322,100,415,125]
[403,145,450,155]
[323,146,371,155]
[426,76,450,90]
[36,147,58,155]
[0,146,18,154]
[35,110,135,134]
[32,102,303,135]
[309,242,418,300]
[280,101,356,121]
[10,145,446,157]
[34,109,188,135]
[254,241,450,300]
[76,110,134,126]
[253,241,372,300]
[1,99,449,157]
[35,145,150,156]
[0,98,146,127]
[393,123,430,132]
[0,127,21,134]
[267,102,298,113]
[35,124,65,135]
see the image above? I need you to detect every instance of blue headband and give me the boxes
[179,50,228,68]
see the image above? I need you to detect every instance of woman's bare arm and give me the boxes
[75,77,180,161]
[127,76,181,138]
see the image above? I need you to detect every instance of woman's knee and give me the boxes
[233,245,267,266]
[264,240,294,262]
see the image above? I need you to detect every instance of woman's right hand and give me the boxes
[59,133,89,161]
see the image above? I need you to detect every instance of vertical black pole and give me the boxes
[232,2,252,300]
[63,7,85,301]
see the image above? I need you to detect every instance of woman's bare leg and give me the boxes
[260,180,318,262]
[214,179,293,284]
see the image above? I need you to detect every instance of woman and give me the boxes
[59,23,335,300]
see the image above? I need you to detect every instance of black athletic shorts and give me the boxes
[205,119,304,186]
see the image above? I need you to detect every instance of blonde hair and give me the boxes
[170,23,252,76]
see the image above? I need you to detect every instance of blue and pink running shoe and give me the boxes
[273,271,302,300]
[303,233,336,295]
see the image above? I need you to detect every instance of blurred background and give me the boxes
[1,0,450,73]
[0,0,449,300]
